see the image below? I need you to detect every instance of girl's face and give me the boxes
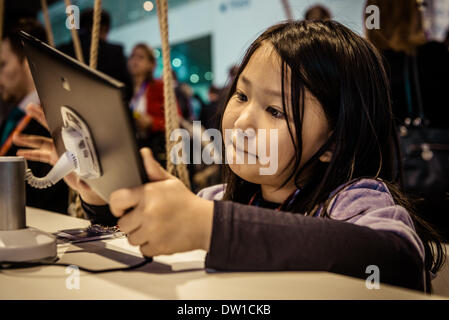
[128,47,154,77]
[222,44,332,189]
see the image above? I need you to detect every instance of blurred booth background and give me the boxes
[1,1,448,234]
[2,0,448,110]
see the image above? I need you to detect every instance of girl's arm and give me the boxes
[81,194,425,291]
[206,200,425,292]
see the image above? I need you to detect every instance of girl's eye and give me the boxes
[266,106,285,119]
[235,91,248,102]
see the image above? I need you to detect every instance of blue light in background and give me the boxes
[172,58,182,68]
[204,71,213,81]
[190,74,200,83]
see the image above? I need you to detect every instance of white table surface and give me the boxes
[0,207,447,300]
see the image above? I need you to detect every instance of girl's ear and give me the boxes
[318,131,335,162]
[319,150,333,163]
[319,133,335,163]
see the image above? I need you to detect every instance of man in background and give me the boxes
[0,18,69,213]
[58,8,133,102]
[200,85,221,130]
[304,5,332,21]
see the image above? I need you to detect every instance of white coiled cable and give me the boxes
[25,151,78,189]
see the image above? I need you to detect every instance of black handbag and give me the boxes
[399,55,449,199]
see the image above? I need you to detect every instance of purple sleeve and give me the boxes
[206,200,426,291]
[324,179,425,263]
[197,184,226,200]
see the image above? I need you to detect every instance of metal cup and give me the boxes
[0,156,26,230]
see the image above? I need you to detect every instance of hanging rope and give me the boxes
[280,0,293,20]
[64,0,84,64]
[155,0,190,188]
[40,0,55,47]
[89,0,102,69]
[35,0,85,218]
[70,0,102,217]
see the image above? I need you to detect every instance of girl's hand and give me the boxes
[13,103,106,206]
[109,148,214,256]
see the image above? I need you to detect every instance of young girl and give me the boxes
[15,20,444,292]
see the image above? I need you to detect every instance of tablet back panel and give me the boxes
[21,32,147,202]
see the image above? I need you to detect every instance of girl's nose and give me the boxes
[233,104,258,132]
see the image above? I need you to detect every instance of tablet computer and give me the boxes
[20,31,148,202]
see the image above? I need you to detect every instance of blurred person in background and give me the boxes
[127,43,169,166]
[365,0,449,241]
[200,85,221,130]
[58,8,133,102]
[227,64,239,83]
[0,84,15,125]
[192,92,207,122]
[173,70,193,121]
[304,4,332,21]
[0,18,68,213]
[365,0,449,128]
[178,82,203,120]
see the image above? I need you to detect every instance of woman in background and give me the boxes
[365,0,449,241]
[128,43,166,165]
[365,0,449,128]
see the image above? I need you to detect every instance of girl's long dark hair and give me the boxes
[218,20,444,276]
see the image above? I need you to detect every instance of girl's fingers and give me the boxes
[16,149,52,164]
[140,147,172,181]
[25,103,50,131]
[139,242,153,258]
[63,172,84,189]
[126,225,149,246]
[117,209,143,236]
[109,186,145,218]
[62,173,83,191]
[13,133,53,151]
[78,179,93,191]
